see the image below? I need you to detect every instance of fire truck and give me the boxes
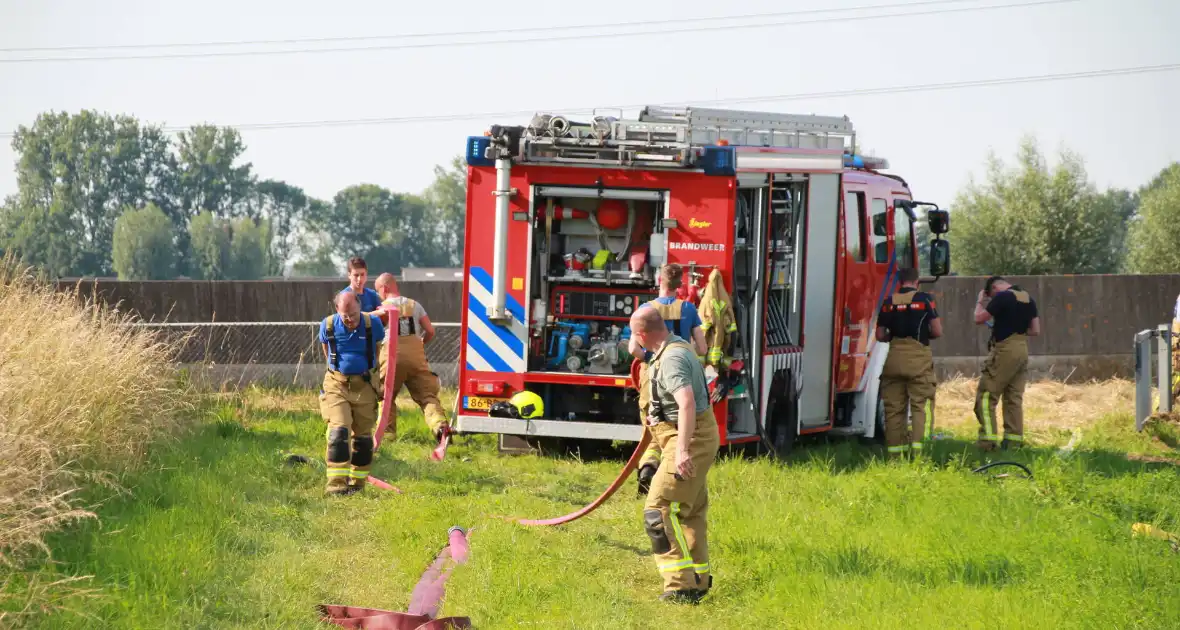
[452,106,950,453]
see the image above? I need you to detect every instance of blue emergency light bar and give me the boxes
[701,146,736,176]
[843,154,890,170]
[466,136,494,167]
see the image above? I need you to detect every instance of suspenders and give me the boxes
[322,314,374,373]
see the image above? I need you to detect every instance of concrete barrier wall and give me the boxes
[923,274,1180,380]
[925,275,1180,357]
[56,274,1180,382]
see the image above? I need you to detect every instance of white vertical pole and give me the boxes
[1135,330,1153,432]
[489,158,512,322]
[1158,324,1172,414]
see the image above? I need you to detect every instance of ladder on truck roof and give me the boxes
[511,105,858,169]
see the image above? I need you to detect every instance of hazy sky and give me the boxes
[1,0,1177,211]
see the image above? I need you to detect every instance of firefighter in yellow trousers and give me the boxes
[875,267,942,458]
[319,291,385,496]
[629,307,719,605]
[374,273,449,439]
[973,275,1040,450]
[628,264,708,495]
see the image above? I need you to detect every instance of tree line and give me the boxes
[2,111,1179,280]
[0,110,466,280]
[947,136,1180,275]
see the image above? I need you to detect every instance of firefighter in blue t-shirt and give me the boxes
[627,263,708,495]
[319,290,385,496]
[342,257,383,319]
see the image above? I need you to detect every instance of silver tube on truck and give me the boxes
[488,157,512,322]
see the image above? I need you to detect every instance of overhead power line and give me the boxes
[0,0,1079,64]
[0,0,1036,53]
[1,62,1173,139]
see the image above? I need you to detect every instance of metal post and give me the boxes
[488,157,512,323]
[1159,324,1173,414]
[1135,329,1153,432]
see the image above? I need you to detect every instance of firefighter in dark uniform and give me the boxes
[319,290,385,496]
[973,275,1040,450]
[876,267,943,458]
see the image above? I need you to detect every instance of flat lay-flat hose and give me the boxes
[516,358,651,527]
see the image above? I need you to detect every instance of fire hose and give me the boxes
[971,461,1033,479]
[517,428,652,527]
[515,359,651,527]
[319,526,472,629]
[367,307,401,492]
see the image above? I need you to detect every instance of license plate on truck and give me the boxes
[464,396,507,411]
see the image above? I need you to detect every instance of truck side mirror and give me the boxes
[928,208,949,234]
[929,240,950,277]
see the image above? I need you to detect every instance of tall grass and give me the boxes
[0,255,192,622]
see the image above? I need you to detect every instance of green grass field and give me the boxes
[7,385,1180,629]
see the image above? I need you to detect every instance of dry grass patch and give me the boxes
[0,256,192,622]
[935,376,1135,444]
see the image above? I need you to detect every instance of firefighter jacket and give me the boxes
[698,268,737,367]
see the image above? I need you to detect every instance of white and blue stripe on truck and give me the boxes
[464,266,528,373]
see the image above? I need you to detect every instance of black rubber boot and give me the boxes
[658,590,702,605]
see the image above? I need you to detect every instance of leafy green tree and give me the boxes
[303,184,437,274]
[0,201,86,278]
[3,110,177,277]
[246,180,318,275]
[949,136,1125,275]
[422,156,467,266]
[228,217,270,280]
[188,211,232,280]
[290,203,339,277]
[1125,163,1180,273]
[111,203,177,280]
[175,125,254,219]
[290,234,340,278]
[1094,187,1139,272]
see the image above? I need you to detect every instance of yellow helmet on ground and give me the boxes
[509,390,544,419]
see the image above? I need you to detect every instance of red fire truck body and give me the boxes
[453,106,948,451]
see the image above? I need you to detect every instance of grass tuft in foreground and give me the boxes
[0,255,193,625]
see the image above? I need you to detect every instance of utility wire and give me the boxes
[2,61,1160,139]
[0,0,1036,53]
[0,0,1079,64]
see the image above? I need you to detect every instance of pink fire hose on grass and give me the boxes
[516,428,652,527]
[515,358,651,527]
[319,526,472,629]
